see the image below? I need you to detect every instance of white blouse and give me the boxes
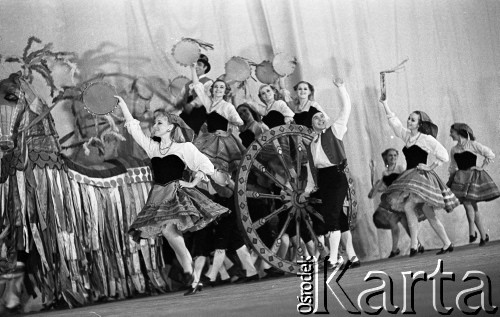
[449,140,495,173]
[281,88,331,122]
[387,113,449,165]
[124,119,214,180]
[193,82,244,128]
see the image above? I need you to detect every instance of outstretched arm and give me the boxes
[116,95,155,157]
[379,98,408,140]
[333,78,351,127]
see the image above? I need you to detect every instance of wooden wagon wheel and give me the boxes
[235,124,327,273]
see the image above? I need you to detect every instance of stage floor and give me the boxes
[29,241,499,317]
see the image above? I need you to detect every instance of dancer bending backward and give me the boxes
[237,103,269,148]
[116,96,229,288]
[190,64,245,183]
[369,149,423,258]
[448,123,500,246]
[301,78,360,269]
[379,99,459,256]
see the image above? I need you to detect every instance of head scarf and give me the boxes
[154,111,195,142]
[414,111,438,138]
[451,123,475,141]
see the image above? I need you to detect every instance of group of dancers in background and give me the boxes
[112,53,499,296]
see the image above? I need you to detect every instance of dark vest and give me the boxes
[454,151,477,170]
[402,145,428,170]
[151,155,185,185]
[306,127,347,185]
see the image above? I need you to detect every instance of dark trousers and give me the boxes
[317,166,349,232]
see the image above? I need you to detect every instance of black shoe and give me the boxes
[181,272,194,287]
[418,243,425,253]
[184,282,203,296]
[243,274,260,283]
[348,260,361,269]
[479,234,489,247]
[199,275,214,287]
[436,243,454,255]
[388,249,400,258]
[264,267,285,278]
[469,232,478,243]
[409,248,418,257]
[327,258,344,270]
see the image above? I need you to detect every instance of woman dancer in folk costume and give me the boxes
[369,148,424,258]
[379,99,460,256]
[286,80,329,129]
[448,123,499,246]
[115,96,229,290]
[256,83,295,129]
[237,103,268,148]
[190,64,245,184]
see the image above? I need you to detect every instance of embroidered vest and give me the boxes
[306,127,347,185]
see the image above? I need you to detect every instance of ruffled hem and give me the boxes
[450,169,500,203]
[381,169,460,214]
[128,182,229,238]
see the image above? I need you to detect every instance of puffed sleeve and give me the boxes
[181,142,214,181]
[124,119,157,158]
[420,134,449,165]
[386,112,409,141]
[192,82,212,111]
[470,141,495,165]
[222,102,244,126]
[276,100,295,123]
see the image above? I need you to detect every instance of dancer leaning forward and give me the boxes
[115,96,229,292]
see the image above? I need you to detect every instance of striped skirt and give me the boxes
[128,181,229,239]
[194,131,246,173]
[449,169,500,203]
[381,169,460,220]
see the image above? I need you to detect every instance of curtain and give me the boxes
[1,0,499,260]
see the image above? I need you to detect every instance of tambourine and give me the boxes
[255,60,280,84]
[272,52,297,77]
[169,75,190,98]
[81,81,118,116]
[224,56,252,82]
[171,39,201,67]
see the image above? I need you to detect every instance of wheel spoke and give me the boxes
[272,139,297,191]
[303,212,326,257]
[273,207,295,247]
[294,134,303,189]
[305,205,324,223]
[252,202,293,229]
[252,160,293,195]
[294,207,304,261]
[246,190,290,201]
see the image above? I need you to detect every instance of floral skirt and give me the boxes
[128,181,229,239]
[381,169,460,221]
[193,131,246,173]
[449,169,500,203]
